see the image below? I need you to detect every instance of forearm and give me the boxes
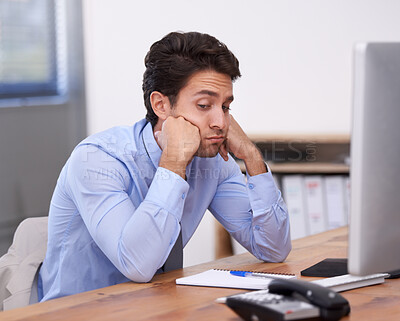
[68,149,188,282]
[97,167,187,282]
[242,144,267,176]
[210,163,291,262]
[119,168,187,279]
[246,171,291,261]
[159,152,187,179]
[116,201,181,281]
[248,199,291,262]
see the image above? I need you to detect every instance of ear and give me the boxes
[150,91,172,121]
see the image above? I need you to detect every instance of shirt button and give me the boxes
[254,225,261,231]
[182,193,185,199]
[248,183,254,190]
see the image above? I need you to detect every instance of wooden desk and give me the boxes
[1,227,399,320]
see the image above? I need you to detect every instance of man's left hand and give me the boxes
[219,115,267,176]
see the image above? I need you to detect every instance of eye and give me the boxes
[198,104,209,109]
[222,105,231,112]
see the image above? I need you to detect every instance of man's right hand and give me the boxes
[155,116,200,179]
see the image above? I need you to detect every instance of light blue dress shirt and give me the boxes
[38,119,291,301]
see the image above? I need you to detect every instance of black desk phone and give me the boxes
[225,278,350,321]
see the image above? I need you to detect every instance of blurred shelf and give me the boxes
[236,134,350,175]
[247,133,350,144]
[269,162,349,174]
[237,161,349,174]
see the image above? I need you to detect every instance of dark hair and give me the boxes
[142,31,241,127]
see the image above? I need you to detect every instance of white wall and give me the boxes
[83,0,400,136]
[82,0,400,266]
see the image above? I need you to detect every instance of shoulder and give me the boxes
[59,120,148,185]
[74,119,148,161]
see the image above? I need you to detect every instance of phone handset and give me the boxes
[269,278,350,320]
[225,278,350,321]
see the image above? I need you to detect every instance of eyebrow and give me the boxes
[194,90,234,102]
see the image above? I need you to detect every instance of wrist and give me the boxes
[241,144,262,163]
[243,146,267,176]
[159,153,188,179]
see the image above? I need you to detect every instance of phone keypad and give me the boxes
[227,290,320,320]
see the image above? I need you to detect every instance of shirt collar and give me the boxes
[141,121,162,170]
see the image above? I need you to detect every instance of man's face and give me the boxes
[170,70,233,158]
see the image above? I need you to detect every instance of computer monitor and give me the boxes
[348,42,400,275]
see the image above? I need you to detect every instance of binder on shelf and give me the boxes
[282,175,308,240]
[304,176,327,234]
[325,176,347,229]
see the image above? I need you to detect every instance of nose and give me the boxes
[210,107,228,130]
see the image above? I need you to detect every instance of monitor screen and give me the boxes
[348,43,400,275]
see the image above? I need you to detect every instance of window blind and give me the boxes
[0,0,65,99]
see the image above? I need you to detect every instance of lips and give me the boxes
[206,136,225,144]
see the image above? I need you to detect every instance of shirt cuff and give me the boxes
[246,165,279,214]
[145,167,190,221]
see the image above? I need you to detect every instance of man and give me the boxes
[38,31,291,301]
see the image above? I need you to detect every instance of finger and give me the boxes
[177,115,197,128]
[219,141,229,161]
[154,131,165,150]
[218,148,228,161]
[154,130,161,141]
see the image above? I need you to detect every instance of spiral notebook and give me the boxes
[176,269,296,290]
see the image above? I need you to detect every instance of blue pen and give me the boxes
[230,271,277,279]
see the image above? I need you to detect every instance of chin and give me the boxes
[195,146,220,158]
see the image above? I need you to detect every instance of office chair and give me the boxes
[0,216,48,311]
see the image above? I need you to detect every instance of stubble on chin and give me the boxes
[195,142,222,158]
